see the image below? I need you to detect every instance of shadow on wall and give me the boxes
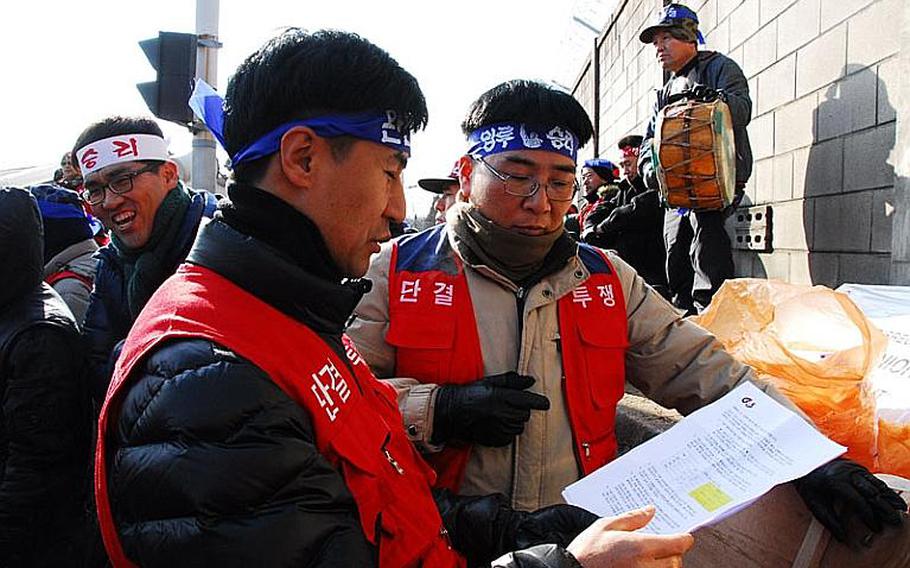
[804,63,896,287]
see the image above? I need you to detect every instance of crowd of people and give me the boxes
[1,4,906,567]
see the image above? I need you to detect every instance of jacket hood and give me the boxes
[0,187,44,308]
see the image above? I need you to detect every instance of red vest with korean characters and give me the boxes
[386,226,628,491]
[95,264,465,568]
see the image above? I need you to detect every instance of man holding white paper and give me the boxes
[564,383,858,537]
[349,78,906,548]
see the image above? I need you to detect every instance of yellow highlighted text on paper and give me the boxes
[688,482,732,512]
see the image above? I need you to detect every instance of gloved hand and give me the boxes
[794,458,907,542]
[432,373,550,447]
[579,226,597,244]
[434,490,597,567]
[505,504,600,552]
[690,84,723,102]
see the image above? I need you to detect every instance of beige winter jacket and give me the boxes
[348,225,803,511]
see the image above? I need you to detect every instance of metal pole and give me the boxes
[192,0,220,192]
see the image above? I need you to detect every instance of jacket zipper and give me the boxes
[514,287,527,338]
[382,433,405,475]
[509,287,528,502]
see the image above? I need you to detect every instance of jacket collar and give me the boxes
[673,50,718,78]
[186,186,369,335]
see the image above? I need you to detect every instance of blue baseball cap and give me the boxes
[583,158,619,182]
[639,3,705,44]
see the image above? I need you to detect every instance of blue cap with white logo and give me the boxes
[639,3,705,45]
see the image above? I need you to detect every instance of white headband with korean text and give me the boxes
[76,134,170,176]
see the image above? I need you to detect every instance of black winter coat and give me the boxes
[0,188,93,567]
[580,176,668,290]
[104,185,586,567]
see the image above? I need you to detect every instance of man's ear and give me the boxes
[457,155,473,199]
[279,126,320,189]
[161,161,181,188]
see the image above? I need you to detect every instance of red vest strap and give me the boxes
[45,269,93,290]
[96,265,463,567]
[386,242,483,490]
[558,246,628,474]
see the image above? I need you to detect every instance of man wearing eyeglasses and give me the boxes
[351,80,705,510]
[348,79,906,548]
[74,116,217,403]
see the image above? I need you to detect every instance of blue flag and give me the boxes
[189,79,226,149]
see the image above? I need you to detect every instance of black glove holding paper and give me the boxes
[434,489,597,567]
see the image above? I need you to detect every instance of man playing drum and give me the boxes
[638,3,749,315]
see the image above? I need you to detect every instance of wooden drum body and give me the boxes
[654,98,736,211]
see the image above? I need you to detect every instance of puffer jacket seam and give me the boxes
[124,358,235,442]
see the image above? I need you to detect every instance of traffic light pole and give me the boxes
[192,0,220,193]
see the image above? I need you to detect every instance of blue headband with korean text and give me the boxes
[467,123,579,162]
[189,79,412,166]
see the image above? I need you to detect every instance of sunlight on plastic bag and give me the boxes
[693,279,883,470]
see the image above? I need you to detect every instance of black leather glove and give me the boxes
[434,490,596,567]
[690,84,722,102]
[432,373,550,447]
[579,226,597,244]
[794,458,906,542]
[505,504,599,552]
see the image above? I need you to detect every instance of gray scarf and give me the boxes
[448,202,563,284]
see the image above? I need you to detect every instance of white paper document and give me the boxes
[562,382,846,534]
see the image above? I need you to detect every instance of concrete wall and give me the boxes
[572,0,908,286]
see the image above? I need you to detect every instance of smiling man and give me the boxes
[74,117,217,402]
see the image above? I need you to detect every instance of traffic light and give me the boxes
[137,32,197,125]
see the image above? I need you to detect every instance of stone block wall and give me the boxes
[571,0,907,286]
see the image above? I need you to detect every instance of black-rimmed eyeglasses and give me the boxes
[473,156,576,202]
[80,163,160,206]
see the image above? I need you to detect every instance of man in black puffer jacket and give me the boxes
[0,187,93,566]
[96,29,693,568]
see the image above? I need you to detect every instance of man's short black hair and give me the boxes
[460,80,594,148]
[72,116,163,156]
[618,134,644,150]
[223,28,428,184]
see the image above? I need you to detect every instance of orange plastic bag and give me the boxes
[693,279,884,469]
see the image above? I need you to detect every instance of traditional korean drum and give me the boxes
[654,98,736,211]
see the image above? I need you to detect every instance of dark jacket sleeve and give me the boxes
[704,55,753,185]
[107,339,375,567]
[82,266,126,405]
[595,189,662,238]
[0,324,91,564]
[638,95,662,191]
[580,198,619,247]
[707,56,751,129]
